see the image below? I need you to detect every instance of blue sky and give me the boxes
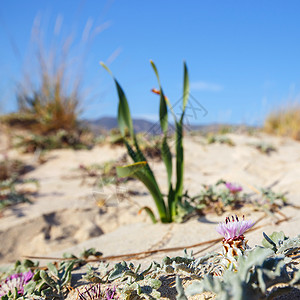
[1,1,300,125]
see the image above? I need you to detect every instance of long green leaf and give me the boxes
[139,206,157,223]
[182,62,189,111]
[116,80,134,137]
[167,184,175,221]
[124,140,138,162]
[174,121,184,205]
[116,161,147,178]
[150,60,175,117]
[47,263,58,278]
[133,135,158,180]
[116,158,167,221]
[150,60,161,86]
[100,62,133,137]
[133,169,168,222]
[162,136,172,185]
[171,62,190,218]
[123,129,167,221]
[159,89,168,134]
[151,61,173,195]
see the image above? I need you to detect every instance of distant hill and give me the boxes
[86,116,159,134]
[85,116,256,135]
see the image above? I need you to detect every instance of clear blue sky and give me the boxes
[1,1,300,125]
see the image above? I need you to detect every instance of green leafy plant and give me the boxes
[13,129,91,153]
[183,180,245,216]
[176,231,300,300]
[249,141,276,155]
[0,158,38,211]
[105,129,162,160]
[100,61,190,223]
[78,156,129,187]
[207,134,235,146]
[250,187,288,216]
[0,179,32,210]
[32,261,75,299]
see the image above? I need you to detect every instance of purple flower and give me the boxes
[77,284,118,300]
[216,215,255,240]
[225,182,243,194]
[106,285,117,300]
[0,270,33,297]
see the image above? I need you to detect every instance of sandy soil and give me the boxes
[1,130,300,298]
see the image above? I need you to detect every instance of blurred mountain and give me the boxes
[86,116,158,134]
[84,116,255,135]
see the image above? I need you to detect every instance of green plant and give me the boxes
[0,177,38,211]
[207,134,235,146]
[15,22,83,135]
[249,141,276,155]
[182,180,245,217]
[250,187,287,216]
[100,61,190,223]
[0,157,37,211]
[177,232,300,300]
[13,129,91,153]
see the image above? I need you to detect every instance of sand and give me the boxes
[1,130,300,298]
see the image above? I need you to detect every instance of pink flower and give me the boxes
[216,215,255,240]
[225,182,243,194]
[77,284,118,300]
[0,270,33,296]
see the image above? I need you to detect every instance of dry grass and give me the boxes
[264,103,300,140]
[0,13,108,152]
[16,28,81,134]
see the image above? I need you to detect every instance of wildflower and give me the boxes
[77,284,118,300]
[216,215,255,240]
[0,270,33,297]
[225,182,243,194]
[216,216,255,270]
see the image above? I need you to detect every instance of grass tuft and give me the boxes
[264,103,300,140]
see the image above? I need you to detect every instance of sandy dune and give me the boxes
[0,131,300,275]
